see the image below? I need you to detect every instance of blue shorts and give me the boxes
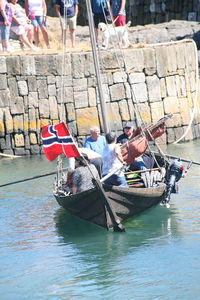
[0,25,10,41]
[31,16,46,27]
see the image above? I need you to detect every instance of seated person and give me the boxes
[117,121,150,171]
[10,0,38,51]
[102,132,127,187]
[84,126,107,176]
[72,155,99,194]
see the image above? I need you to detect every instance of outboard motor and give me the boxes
[162,159,184,207]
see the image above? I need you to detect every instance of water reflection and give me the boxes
[54,204,179,254]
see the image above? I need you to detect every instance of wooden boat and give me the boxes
[54,181,166,232]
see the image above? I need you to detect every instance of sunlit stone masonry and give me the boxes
[0,40,200,156]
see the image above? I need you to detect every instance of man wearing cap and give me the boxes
[117,121,148,171]
[117,121,141,144]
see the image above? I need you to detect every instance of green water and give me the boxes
[0,141,200,300]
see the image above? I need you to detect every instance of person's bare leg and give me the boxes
[33,26,39,46]
[19,34,36,49]
[62,29,67,47]
[26,25,34,43]
[40,26,50,48]
[69,28,75,48]
[2,40,11,52]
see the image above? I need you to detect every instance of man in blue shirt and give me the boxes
[91,0,108,44]
[55,0,79,48]
[84,126,106,176]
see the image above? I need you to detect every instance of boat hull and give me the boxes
[54,183,166,230]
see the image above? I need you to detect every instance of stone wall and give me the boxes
[0,40,200,156]
[46,0,200,26]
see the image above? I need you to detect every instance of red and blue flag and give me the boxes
[41,122,80,161]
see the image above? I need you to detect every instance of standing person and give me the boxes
[84,126,106,176]
[102,132,127,186]
[10,0,38,50]
[25,0,50,48]
[55,0,79,48]
[91,0,108,45]
[110,0,126,27]
[0,0,12,52]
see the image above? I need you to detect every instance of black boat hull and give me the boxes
[54,183,166,230]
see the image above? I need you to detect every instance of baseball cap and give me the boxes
[124,121,133,128]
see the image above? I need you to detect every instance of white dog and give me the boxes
[98,21,131,49]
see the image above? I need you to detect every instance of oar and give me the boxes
[0,152,21,158]
[151,151,200,166]
[0,168,68,188]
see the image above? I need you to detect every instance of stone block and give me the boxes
[85,53,95,76]
[5,134,12,149]
[165,113,182,127]
[0,138,6,149]
[119,100,130,121]
[166,76,177,97]
[0,74,7,90]
[0,88,10,107]
[24,113,29,132]
[48,84,56,96]
[150,101,164,122]
[124,49,144,72]
[56,54,72,76]
[13,115,24,132]
[4,108,13,133]
[20,56,36,75]
[57,87,73,103]
[175,75,186,97]
[167,45,177,73]
[49,96,59,119]
[96,84,110,103]
[47,75,56,84]
[8,78,18,97]
[28,92,39,108]
[179,98,191,125]
[131,82,148,103]
[74,91,88,108]
[6,56,21,74]
[65,103,75,122]
[30,132,37,144]
[18,81,28,96]
[72,53,85,78]
[125,82,131,99]
[0,57,6,73]
[160,78,167,98]
[100,51,124,70]
[155,46,168,77]
[176,43,186,70]
[39,99,50,118]
[37,79,48,99]
[143,47,156,75]
[29,107,37,131]
[58,104,66,121]
[146,75,161,102]
[113,71,127,83]
[76,107,99,135]
[136,102,152,123]
[127,99,135,118]
[102,102,122,131]
[163,96,180,114]
[110,83,126,101]
[88,87,97,107]
[25,135,30,149]
[56,75,73,88]
[73,78,87,92]
[14,133,24,147]
[27,76,37,92]
[128,72,145,84]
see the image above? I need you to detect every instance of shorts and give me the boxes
[60,15,77,30]
[11,25,25,35]
[31,16,46,27]
[0,25,10,41]
[113,15,126,26]
[93,13,106,28]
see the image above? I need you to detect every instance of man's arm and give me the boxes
[118,0,126,15]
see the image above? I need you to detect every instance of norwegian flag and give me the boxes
[41,122,80,161]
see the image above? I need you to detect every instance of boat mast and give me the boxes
[86,0,109,134]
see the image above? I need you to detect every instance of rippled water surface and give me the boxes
[0,141,200,300]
